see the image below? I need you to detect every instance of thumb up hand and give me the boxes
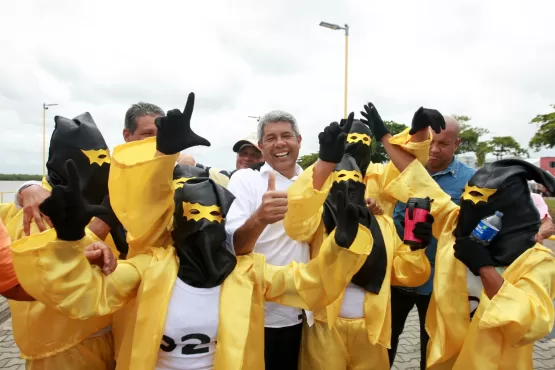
[256,171,288,225]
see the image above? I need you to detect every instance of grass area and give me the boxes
[545,197,555,218]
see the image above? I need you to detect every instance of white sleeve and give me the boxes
[225,170,257,251]
[14,180,43,208]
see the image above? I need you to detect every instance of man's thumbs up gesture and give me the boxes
[256,171,288,225]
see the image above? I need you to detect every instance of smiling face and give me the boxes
[259,121,301,178]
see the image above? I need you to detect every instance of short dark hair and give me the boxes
[124,102,164,133]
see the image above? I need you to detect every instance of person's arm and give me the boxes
[109,138,176,252]
[16,183,53,235]
[390,240,431,288]
[537,216,555,243]
[10,230,151,318]
[383,159,460,239]
[262,224,372,311]
[283,162,335,243]
[229,172,287,255]
[478,249,555,346]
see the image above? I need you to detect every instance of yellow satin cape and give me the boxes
[384,159,555,370]
[12,137,374,370]
[284,128,432,354]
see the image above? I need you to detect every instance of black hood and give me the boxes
[171,177,237,288]
[173,164,210,189]
[455,159,555,266]
[46,112,110,205]
[323,155,387,294]
[341,119,372,176]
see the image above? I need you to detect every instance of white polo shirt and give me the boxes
[225,163,310,328]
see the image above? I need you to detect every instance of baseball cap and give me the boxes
[232,132,260,153]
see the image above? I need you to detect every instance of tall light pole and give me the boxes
[319,21,349,119]
[42,103,58,177]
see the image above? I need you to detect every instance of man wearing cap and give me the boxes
[233,132,264,171]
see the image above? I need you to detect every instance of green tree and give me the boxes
[297,152,319,169]
[475,141,492,168]
[451,115,490,155]
[489,136,529,160]
[529,104,555,150]
[0,174,42,181]
[370,121,409,163]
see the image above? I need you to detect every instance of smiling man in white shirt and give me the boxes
[225,110,308,370]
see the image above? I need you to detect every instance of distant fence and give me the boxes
[0,191,16,203]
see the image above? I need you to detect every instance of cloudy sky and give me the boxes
[1,0,555,174]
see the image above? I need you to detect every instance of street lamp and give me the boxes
[319,21,350,119]
[248,115,260,122]
[42,103,58,178]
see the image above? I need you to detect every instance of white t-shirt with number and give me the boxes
[156,279,221,370]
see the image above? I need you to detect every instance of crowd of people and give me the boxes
[0,93,554,370]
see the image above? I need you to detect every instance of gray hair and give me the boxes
[257,110,300,141]
[124,102,165,133]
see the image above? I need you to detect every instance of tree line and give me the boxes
[0,174,42,181]
[298,104,555,170]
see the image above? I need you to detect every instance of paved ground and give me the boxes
[1,297,554,369]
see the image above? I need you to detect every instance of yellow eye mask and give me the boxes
[173,177,194,190]
[81,149,111,166]
[346,133,371,146]
[333,170,363,184]
[182,202,223,223]
[461,185,497,205]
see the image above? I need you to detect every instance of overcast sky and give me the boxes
[1,0,555,174]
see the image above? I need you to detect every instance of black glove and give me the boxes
[318,112,354,163]
[411,213,435,250]
[334,190,359,248]
[95,195,120,229]
[453,236,495,276]
[360,102,390,141]
[155,92,211,155]
[39,160,108,241]
[410,107,446,135]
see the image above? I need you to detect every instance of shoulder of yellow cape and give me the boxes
[41,177,52,192]
[173,170,229,190]
[504,244,555,280]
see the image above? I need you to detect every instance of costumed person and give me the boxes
[11,92,375,370]
[382,158,555,370]
[5,112,120,369]
[363,107,555,369]
[284,110,442,369]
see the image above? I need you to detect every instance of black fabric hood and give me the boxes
[455,159,555,266]
[171,177,237,288]
[46,112,110,205]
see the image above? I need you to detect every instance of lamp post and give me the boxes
[42,103,58,178]
[319,21,349,119]
[248,115,261,122]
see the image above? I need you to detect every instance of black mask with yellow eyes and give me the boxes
[341,119,372,176]
[455,159,555,266]
[172,177,237,288]
[323,155,387,294]
[46,113,110,206]
[172,164,210,190]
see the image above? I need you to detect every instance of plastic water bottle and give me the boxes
[470,211,504,246]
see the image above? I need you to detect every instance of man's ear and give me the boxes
[123,129,131,143]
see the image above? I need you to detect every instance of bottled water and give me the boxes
[470,211,503,246]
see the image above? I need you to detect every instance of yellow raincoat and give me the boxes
[384,159,555,370]
[3,185,116,369]
[284,129,433,369]
[11,137,374,370]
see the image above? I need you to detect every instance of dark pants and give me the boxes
[388,287,431,370]
[264,323,303,370]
